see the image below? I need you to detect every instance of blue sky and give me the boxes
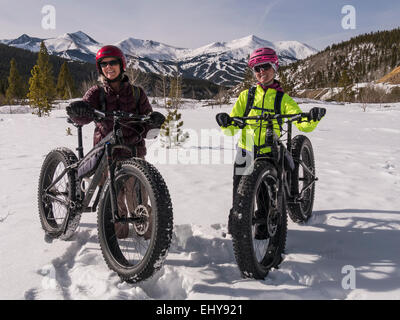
[1,0,399,50]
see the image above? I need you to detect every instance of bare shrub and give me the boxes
[213,87,231,108]
[387,86,400,102]
[358,84,386,103]
[80,72,99,95]
[125,67,151,90]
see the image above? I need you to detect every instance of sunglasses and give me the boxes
[99,60,119,68]
[254,63,273,73]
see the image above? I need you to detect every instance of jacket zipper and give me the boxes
[257,88,267,151]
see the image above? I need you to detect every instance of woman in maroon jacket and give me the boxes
[67,45,164,239]
[68,45,156,157]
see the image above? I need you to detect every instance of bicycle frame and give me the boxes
[233,113,318,206]
[43,110,150,234]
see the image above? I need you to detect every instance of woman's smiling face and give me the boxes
[254,63,275,84]
[100,58,121,80]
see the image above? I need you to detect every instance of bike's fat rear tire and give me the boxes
[37,148,80,240]
[288,135,315,223]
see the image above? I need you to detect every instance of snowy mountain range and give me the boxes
[1,31,100,63]
[1,31,318,86]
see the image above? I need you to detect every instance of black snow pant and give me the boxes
[232,147,254,204]
[229,147,254,233]
[231,147,272,214]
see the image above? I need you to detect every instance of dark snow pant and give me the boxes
[232,147,254,205]
[229,148,254,233]
[98,156,151,239]
[230,148,270,235]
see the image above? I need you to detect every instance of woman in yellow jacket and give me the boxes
[216,47,326,212]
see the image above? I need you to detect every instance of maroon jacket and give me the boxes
[72,75,153,158]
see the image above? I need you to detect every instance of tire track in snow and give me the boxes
[0,211,12,223]
[49,230,94,299]
[26,224,237,299]
[25,230,94,299]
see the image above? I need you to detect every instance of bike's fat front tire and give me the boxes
[97,158,173,283]
[288,135,316,223]
[230,161,287,280]
[37,148,80,240]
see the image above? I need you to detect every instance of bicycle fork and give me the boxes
[295,160,318,202]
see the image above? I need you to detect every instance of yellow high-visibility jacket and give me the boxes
[221,85,319,154]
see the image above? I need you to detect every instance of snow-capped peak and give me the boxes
[2,34,44,49]
[179,35,315,61]
[273,40,317,60]
[42,31,101,61]
[116,37,186,60]
[232,34,271,46]
[9,34,37,44]
[59,31,99,45]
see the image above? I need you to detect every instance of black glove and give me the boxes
[216,113,232,127]
[149,111,165,128]
[308,107,326,122]
[66,100,94,118]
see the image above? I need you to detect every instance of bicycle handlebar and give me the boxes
[231,112,310,127]
[93,109,151,122]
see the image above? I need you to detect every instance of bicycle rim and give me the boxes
[102,170,153,269]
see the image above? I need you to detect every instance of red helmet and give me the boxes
[96,45,127,73]
[248,47,279,71]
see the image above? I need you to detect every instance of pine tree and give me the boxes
[27,41,56,117]
[56,61,76,99]
[159,109,188,148]
[337,70,352,102]
[5,58,24,105]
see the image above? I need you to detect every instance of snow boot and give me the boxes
[114,218,129,239]
[115,188,130,239]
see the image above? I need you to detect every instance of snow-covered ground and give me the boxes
[0,100,399,300]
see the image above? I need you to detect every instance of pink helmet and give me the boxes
[248,47,279,71]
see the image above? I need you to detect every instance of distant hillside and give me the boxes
[0,43,96,96]
[280,28,400,92]
[126,68,222,100]
[378,66,400,84]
